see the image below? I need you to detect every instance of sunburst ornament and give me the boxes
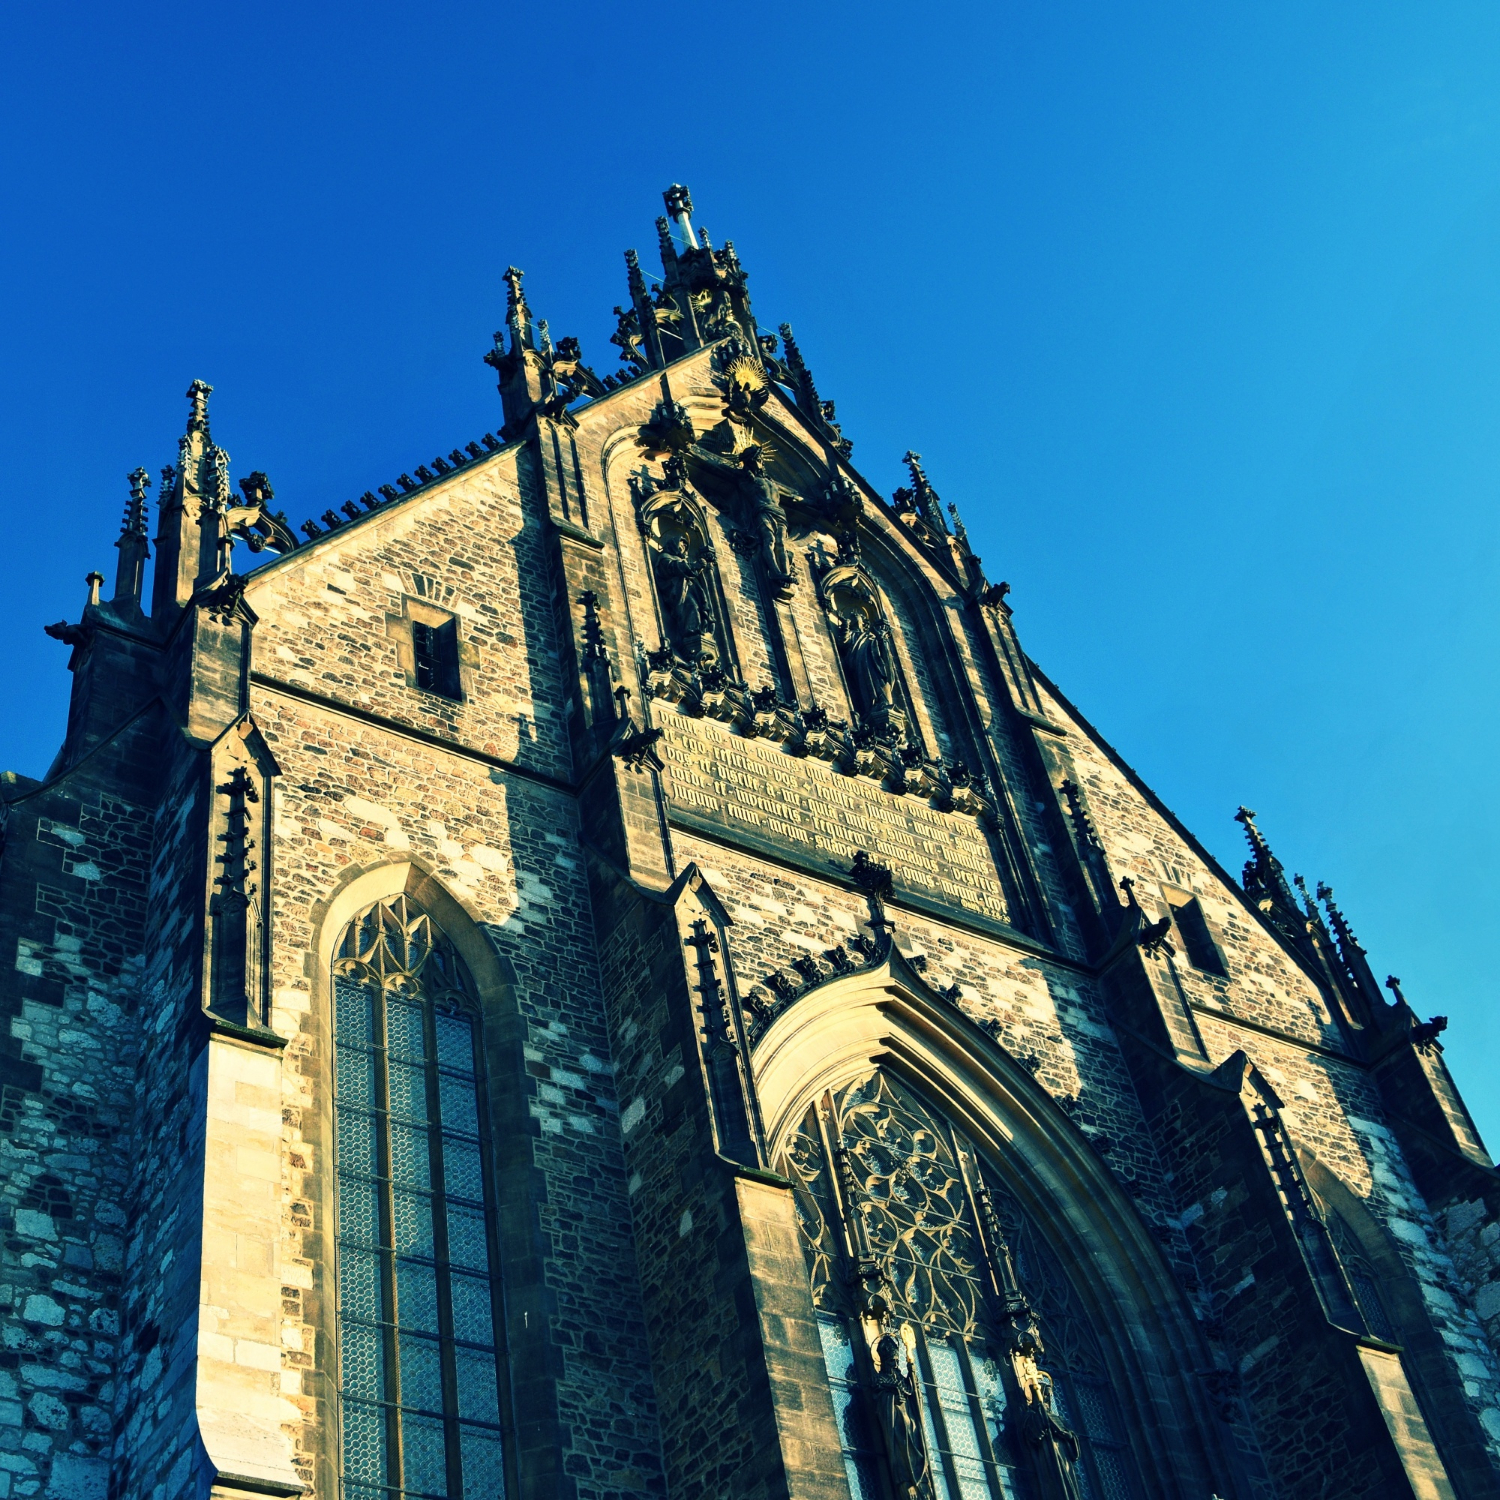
[729,424,777,466]
[727,355,767,392]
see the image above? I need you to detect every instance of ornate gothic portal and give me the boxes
[3,181,1497,1500]
[779,1071,1133,1500]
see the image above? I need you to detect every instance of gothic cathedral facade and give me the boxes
[2,187,1498,1500]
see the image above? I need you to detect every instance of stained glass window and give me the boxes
[335,895,506,1500]
[780,1069,1136,1500]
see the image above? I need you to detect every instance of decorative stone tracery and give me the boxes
[777,1067,1133,1500]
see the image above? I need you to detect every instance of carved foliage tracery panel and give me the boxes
[778,1067,1138,1500]
[840,1071,986,1339]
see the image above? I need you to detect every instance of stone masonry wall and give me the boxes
[0,769,152,1500]
[249,446,571,785]
[667,829,1200,1302]
[1035,677,1343,1050]
[244,441,666,1498]
[1038,677,1500,1467]
[112,734,216,1500]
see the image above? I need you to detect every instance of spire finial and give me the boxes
[1318,883,1362,951]
[625,247,647,298]
[186,379,212,434]
[893,451,946,533]
[655,215,676,268]
[663,183,698,248]
[123,468,150,537]
[846,850,896,953]
[113,468,153,609]
[503,265,533,353]
[1234,805,1269,854]
[1233,805,1305,942]
[1316,880,1385,1013]
[85,571,104,607]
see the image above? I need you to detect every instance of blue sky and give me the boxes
[3,3,1498,1137]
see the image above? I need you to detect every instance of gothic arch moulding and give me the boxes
[751,963,1234,1499]
[298,858,559,1500]
[1297,1145,1498,1489]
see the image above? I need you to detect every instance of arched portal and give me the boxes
[753,960,1232,1500]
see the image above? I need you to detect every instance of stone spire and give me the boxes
[663,183,699,249]
[503,266,534,355]
[1234,809,1373,1031]
[112,467,152,610]
[484,267,548,436]
[615,248,663,372]
[1234,806,1304,945]
[1318,883,1386,1014]
[892,452,947,535]
[644,184,758,361]
[151,381,231,618]
[777,323,821,417]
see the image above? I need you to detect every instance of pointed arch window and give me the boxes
[1327,1213,1399,1344]
[334,895,507,1500]
[778,1069,1136,1500]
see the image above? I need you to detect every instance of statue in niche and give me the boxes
[648,531,716,665]
[840,610,904,740]
[734,443,795,594]
[1024,1371,1085,1500]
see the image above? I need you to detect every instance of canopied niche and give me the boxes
[818,558,913,744]
[635,464,735,673]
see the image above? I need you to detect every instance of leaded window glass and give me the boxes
[334,895,507,1500]
[779,1069,1136,1500]
[1327,1214,1399,1345]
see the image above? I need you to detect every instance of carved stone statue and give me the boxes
[735,444,794,593]
[1024,1371,1085,1500]
[842,614,900,731]
[649,535,714,664]
[871,1330,934,1500]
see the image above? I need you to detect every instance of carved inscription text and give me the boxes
[659,714,1010,927]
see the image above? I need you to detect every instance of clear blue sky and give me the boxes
[3,3,1497,1138]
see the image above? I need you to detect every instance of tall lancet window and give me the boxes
[334,896,508,1500]
[778,1070,1135,1500]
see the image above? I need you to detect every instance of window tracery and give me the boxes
[333,895,507,1500]
[779,1069,1136,1500]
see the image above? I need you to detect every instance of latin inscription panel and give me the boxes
[658,713,1010,927]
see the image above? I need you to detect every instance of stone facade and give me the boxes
[2,186,1499,1500]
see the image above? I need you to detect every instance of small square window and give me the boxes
[410,615,462,700]
[1164,889,1226,976]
